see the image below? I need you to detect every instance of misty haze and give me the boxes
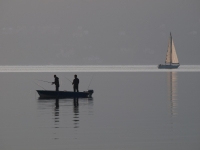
[1,1,200,150]
[0,0,199,65]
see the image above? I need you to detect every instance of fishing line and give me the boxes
[34,82,46,90]
[87,74,95,90]
[36,79,52,83]
[64,77,72,83]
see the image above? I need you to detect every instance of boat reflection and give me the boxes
[168,72,178,117]
[37,97,93,140]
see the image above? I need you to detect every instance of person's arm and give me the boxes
[52,78,55,85]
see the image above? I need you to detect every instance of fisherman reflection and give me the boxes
[73,97,79,128]
[72,74,79,92]
[54,99,60,127]
[73,97,79,107]
[55,98,59,109]
[54,98,60,139]
[52,75,60,91]
[54,98,59,124]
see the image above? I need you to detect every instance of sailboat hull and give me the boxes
[158,64,180,69]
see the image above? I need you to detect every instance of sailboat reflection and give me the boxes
[73,97,79,128]
[168,72,178,117]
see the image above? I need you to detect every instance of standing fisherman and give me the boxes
[72,74,79,92]
[52,75,60,91]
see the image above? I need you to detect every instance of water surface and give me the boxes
[0,65,200,72]
[0,69,199,150]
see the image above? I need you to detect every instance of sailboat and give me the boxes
[158,33,180,69]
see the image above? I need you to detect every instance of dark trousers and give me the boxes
[56,86,59,92]
[73,86,79,92]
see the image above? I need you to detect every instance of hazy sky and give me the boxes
[0,0,199,65]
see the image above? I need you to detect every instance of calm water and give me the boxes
[0,67,200,150]
[0,65,200,72]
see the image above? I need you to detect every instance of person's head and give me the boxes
[54,75,56,78]
[74,74,77,78]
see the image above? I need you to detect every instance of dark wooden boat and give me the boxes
[37,90,94,99]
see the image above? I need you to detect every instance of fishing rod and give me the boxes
[36,79,52,83]
[34,82,46,90]
[87,74,95,90]
[64,77,72,83]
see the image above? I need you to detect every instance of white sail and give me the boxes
[165,38,171,64]
[171,39,179,63]
[165,33,179,64]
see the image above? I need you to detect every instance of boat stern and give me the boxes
[88,90,94,98]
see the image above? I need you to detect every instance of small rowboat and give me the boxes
[37,90,94,99]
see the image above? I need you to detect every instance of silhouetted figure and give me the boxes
[52,75,59,91]
[72,74,79,92]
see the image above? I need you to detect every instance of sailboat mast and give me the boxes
[170,32,172,65]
